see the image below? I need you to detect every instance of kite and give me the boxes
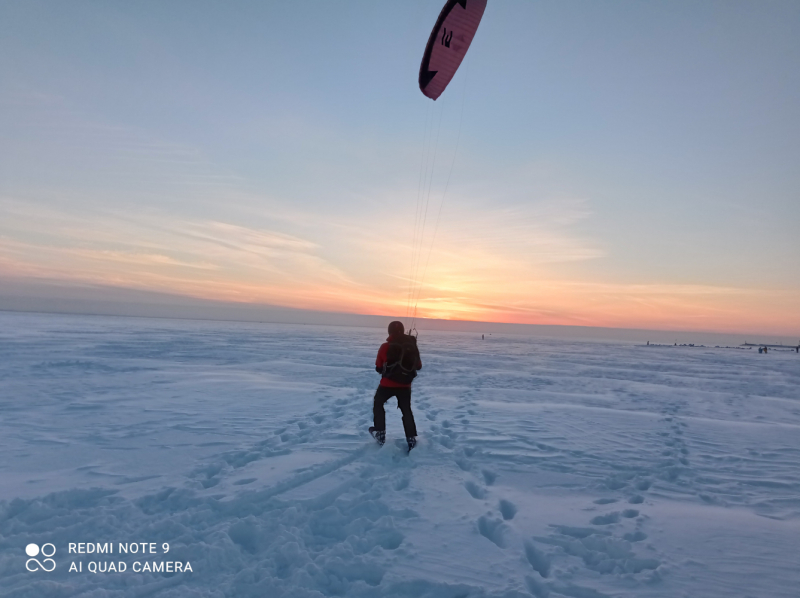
[419,0,487,100]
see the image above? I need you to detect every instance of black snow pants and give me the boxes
[373,385,418,438]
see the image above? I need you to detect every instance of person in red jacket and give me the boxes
[370,321,422,451]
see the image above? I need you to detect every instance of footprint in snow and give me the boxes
[465,481,487,499]
[455,457,472,472]
[593,498,617,505]
[590,512,620,525]
[477,514,507,548]
[499,499,517,520]
[482,469,497,485]
[393,475,410,491]
[437,435,455,449]
[605,479,627,491]
[524,541,550,577]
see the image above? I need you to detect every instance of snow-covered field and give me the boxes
[1,311,798,598]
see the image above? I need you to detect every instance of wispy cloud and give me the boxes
[1,181,797,335]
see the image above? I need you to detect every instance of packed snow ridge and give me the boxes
[1,312,799,597]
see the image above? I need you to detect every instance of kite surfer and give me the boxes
[369,321,422,452]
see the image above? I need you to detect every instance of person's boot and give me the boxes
[369,427,385,446]
[406,436,417,452]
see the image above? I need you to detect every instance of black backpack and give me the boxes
[383,335,420,384]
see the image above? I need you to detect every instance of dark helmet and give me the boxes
[388,321,404,336]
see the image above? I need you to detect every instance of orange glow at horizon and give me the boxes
[1,197,797,338]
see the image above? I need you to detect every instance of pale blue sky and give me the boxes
[1,1,798,333]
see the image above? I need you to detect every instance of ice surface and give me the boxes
[1,312,798,597]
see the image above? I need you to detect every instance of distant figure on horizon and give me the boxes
[369,321,422,452]
[482,334,484,340]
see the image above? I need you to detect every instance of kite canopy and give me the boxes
[419,0,487,100]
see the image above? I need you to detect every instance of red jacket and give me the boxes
[376,335,422,388]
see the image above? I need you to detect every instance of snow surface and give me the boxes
[1,311,799,598]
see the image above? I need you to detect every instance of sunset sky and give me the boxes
[1,1,798,336]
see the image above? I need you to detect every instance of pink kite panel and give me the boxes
[419,0,487,100]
